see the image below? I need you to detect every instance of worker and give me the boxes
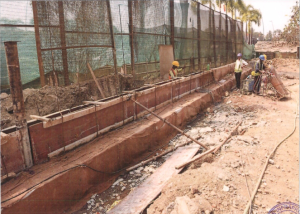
[169,61,185,79]
[252,55,267,94]
[234,53,246,90]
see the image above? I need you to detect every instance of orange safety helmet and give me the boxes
[172,61,180,67]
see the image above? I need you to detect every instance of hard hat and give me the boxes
[259,55,265,61]
[237,53,242,57]
[172,61,179,67]
[263,54,267,60]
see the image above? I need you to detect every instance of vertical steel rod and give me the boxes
[212,10,217,68]
[58,1,70,86]
[225,14,228,63]
[4,41,33,168]
[197,3,201,70]
[106,0,118,76]
[32,1,46,87]
[128,0,136,78]
[170,0,175,58]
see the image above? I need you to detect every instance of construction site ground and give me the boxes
[72,58,299,214]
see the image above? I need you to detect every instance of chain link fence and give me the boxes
[0,0,243,91]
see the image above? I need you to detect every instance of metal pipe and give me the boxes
[4,41,33,168]
[130,97,208,150]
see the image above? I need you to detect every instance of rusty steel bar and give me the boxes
[225,14,228,63]
[58,1,70,86]
[41,45,112,51]
[197,2,201,70]
[170,0,175,57]
[175,121,241,169]
[234,20,237,57]
[4,41,33,169]
[32,1,46,87]
[218,11,222,65]
[175,147,215,169]
[130,98,208,150]
[128,0,135,78]
[213,121,242,153]
[106,0,118,76]
[212,10,217,68]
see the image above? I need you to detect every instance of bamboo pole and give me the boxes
[87,63,106,98]
[130,98,208,150]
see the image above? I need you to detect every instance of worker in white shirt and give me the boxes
[234,53,247,90]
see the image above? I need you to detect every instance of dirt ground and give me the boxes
[0,74,142,129]
[147,58,299,214]
[71,58,299,214]
[255,41,298,53]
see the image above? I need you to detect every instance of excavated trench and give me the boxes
[1,65,252,214]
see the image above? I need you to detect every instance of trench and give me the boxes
[1,65,252,214]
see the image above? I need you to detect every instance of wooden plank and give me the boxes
[108,143,200,214]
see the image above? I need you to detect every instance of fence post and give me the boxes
[32,1,46,87]
[225,14,228,64]
[235,20,237,59]
[170,0,175,58]
[58,1,70,86]
[219,12,222,65]
[197,3,201,70]
[107,0,118,76]
[4,41,33,169]
[128,0,135,78]
[212,10,217,68]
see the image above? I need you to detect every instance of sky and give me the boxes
[0,0,298,35]
[242,0,297,35]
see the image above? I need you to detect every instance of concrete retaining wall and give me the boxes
[1,63,241,174]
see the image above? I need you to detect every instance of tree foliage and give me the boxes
[279,1,299,45]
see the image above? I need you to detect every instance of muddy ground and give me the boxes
[72,58,299,214]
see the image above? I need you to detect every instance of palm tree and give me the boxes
[238,5,261,44]
[226,0,246,19]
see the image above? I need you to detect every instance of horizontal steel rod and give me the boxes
[41,45,113,51]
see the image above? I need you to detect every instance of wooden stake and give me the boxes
[87,62,106,98]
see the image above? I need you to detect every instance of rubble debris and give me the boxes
[0,93,9,100]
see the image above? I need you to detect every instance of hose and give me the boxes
[243,104,299,214]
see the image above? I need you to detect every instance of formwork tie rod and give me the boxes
[128,96,208,150]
